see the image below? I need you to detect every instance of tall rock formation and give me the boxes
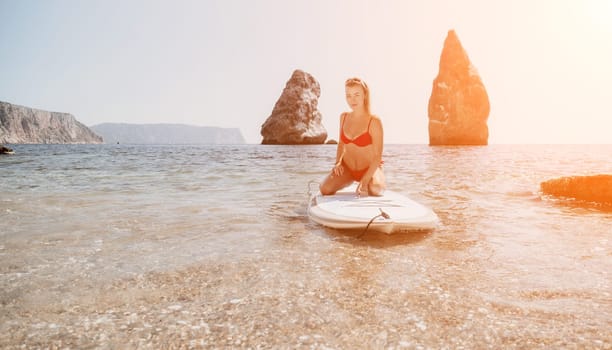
[0,101,102,144]
[428,30,490,145]
[261,70,327,144]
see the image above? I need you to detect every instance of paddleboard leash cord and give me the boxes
[307,180,320,211]
[356,208,391,238]
[307,180,320,197]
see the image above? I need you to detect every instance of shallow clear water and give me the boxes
[1,144,611,348]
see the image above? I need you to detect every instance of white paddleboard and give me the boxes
[308,184,439,234]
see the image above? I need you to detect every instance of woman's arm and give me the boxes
[333,113,346,176]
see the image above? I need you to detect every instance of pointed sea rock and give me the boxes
[261,69,327,144]
[541,175,612,205]
[428,30,490,145]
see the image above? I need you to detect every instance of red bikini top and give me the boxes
[340,114,373,147]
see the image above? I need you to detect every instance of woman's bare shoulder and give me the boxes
[339,111,351,122]
[370,114,383,124]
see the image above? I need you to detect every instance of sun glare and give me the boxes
[587,0,612,32]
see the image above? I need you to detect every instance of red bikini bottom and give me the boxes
[342,161,383,181]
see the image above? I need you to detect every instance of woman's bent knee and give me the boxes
[319,183,336,196]
[368,183,385,196]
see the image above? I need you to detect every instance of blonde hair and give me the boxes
[345,77,371,115]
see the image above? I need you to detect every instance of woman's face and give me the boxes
[345,84,365,111]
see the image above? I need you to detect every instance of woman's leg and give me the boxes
[319,164,354,195]
[368,166,386,196]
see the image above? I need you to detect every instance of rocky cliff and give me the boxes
[261,69,327,144]
[0,101,103,144]
[428,30,490,145]
[91,123,245,144]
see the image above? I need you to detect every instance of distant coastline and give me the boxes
[90,123,245,145]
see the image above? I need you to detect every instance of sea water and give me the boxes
[1,144,611,348]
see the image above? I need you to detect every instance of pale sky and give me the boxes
[1,0,611,144]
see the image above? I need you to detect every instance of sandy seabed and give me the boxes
[1,228,610,350]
